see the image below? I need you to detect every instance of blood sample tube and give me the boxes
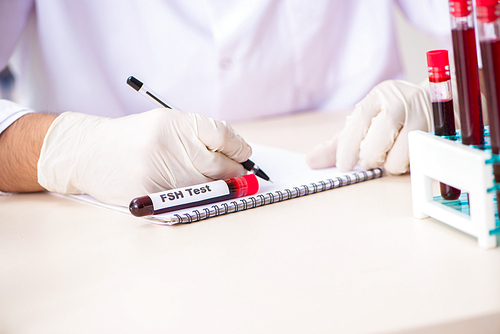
[426,50,462,200]
[449,0,485,147]
[476,0,500,214]
[129,174,259,217]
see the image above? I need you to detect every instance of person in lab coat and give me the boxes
[0,1,450,206]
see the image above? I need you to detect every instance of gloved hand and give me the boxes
[306,80,432,174]
[37,108,252,206]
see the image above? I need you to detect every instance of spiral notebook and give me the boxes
[63,144,383,224]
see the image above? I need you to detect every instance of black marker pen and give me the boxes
[126,76,272,182]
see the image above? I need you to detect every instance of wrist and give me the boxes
[0,113,57,192]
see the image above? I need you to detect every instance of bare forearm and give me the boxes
[0,113,57,192]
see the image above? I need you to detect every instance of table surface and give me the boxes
[1,110,500,334]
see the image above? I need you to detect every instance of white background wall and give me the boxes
[394,6,448,85]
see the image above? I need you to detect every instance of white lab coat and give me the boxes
[0,0,450,133]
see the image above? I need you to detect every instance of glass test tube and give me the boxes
[476,0,500,215]
[449,0,485,147]
[129,174,259,217]
[426,50,462,200]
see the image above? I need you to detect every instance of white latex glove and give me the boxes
[38,108,252,206]
[307,80,432,175]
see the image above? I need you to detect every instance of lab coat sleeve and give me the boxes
[0,0,34,70]
[395,0,452,50]
[0,99,35,134]
[0,0,36,136]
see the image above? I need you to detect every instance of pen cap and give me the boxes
[449,0,473,17]
[476,0,500,22]
[427,50,451,83]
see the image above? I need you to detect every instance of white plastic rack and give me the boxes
[408,129,500,249]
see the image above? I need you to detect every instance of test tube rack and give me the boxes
[408,129,500,249]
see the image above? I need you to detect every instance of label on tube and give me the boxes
[149,180,230,211]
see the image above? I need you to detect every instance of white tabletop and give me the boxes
[1,110,499,334]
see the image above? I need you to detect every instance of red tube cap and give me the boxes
[449,0,472,17]
[477,0,499,6]
[476,0,499,22]
[426,50,451,83]
[242,174,259,195]
[427,50,449,67]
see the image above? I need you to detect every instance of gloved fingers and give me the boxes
[382,128,411,175]
[141,109,248,184]
[194,113,252,163]
[383,108,430,175]
[306,134,339,169]
[335,91,385,171]
[357,106,405,170]
[190,146,247,180]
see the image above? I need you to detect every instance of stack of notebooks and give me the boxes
[63,144,383,224]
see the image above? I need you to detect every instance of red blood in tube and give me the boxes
[481,39,500,158]
[477,0,500,215]
[451,27,485,146]
[432,100,456,137]
[427,50,462,200]
[480,38,500,213]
